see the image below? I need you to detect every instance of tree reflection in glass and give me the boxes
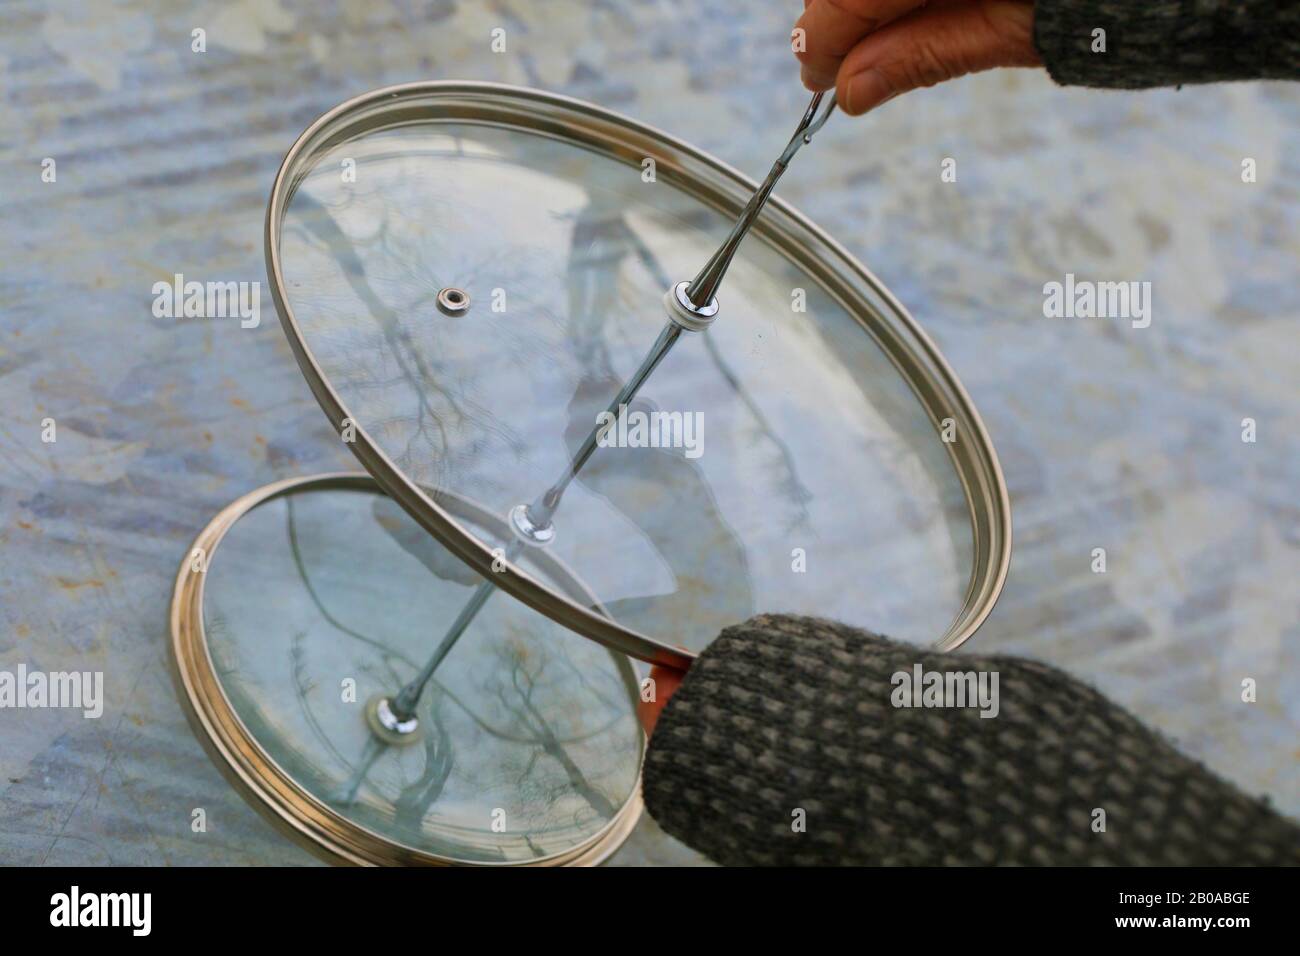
[202,485,642,863]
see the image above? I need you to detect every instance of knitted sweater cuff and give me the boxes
[641,613,1300,866]
[1033,0,1300,89]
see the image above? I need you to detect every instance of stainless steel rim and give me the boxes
[264,80,1012,666]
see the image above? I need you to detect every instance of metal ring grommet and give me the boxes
[437,287,470,315]
[365,694,422,745]
[663,281,719,332]
[509,504,556,546]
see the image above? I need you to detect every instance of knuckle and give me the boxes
[823,0,873,21]
[899,41,952,89]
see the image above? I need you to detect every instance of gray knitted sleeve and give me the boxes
[1033,0,1300,88]
[641,614,1300,866]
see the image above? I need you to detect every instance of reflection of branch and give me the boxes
[498,641,616,820]
[567,199,813,529]
[286,494,416,674]
[555,643,622,716]
[371,220,525,453]
[702,331,814,530]
[564,206,621,378]
[392,692,455,829]
[448,679,621,747]
[283,490,622,815]
[626,224,813,528]
[289,630,355,771]
[288,191,525,484]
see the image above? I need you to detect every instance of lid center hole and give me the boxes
[437,287,470,315]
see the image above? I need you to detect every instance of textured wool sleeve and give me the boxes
[641,614,1300,866]
[1033,0,1300,88]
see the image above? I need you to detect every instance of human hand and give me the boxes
[792,0,1041,115]
[637,663,686,738]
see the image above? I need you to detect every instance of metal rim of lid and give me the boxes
[264,81,1012,670]
[168,472,645,867]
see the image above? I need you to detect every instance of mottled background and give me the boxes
[1,0,1296,866]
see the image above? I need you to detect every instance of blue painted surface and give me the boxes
[1,1,1296,865]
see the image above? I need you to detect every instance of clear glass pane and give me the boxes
[279,119,972,649]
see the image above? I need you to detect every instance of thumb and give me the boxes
[837,0,1038,115]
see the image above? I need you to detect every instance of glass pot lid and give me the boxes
[170,474,644,866]
[265,82,1011,668]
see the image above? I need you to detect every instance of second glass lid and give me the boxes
[267,83,1010,663]
[173,474,643,865]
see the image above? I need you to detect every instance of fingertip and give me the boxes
[801,61,839,92]
[835,74,859,116]
[839,67,896,115]
[802,68,833,93]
